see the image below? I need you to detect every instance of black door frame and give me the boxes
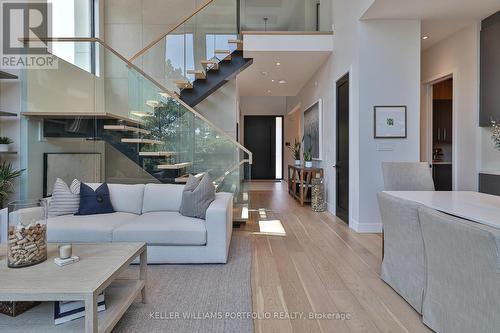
[336,73,350,224]
[243,115,284,180]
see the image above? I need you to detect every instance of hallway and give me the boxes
[242,181,431,333]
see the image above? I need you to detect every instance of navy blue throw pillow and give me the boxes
[75,183,114,215]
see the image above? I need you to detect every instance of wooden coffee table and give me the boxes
[0,243,147,333]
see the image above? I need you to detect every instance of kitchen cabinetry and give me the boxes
[479,173,500,196]
[433,100,452,144]
[480,11,500,127]
[433,164,452,191]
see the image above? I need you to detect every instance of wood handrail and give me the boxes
[128,0,214,63]
[241,31,334,35]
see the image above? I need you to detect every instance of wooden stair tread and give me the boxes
[121,138,163,144]
[215,50,231,61]
[228,39,243,50]
[139,151,175,157]
[104,125,151,135]
[201,60,219,70]
[157,162,192,170]
[175,172,204,183]
[145,100,161,108]
[173,80,193,89]
[187,70,206,80]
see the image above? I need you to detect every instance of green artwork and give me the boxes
[386,118,394,126]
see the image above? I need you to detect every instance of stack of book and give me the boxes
[54,293,106,325]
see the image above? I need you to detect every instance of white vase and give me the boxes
[305,161,313,168]
[0,144,9,152]
[294,160,301,166]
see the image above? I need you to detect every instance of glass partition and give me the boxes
[19,39,251,211]
[240,0,332,32]
[130,0,238,94]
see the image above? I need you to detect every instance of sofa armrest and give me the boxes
[205,192,233,263]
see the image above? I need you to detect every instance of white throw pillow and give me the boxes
[48,178,80,217]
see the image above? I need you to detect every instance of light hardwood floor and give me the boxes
[240,181,432,333]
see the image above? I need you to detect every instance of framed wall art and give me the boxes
[374,106,407,139]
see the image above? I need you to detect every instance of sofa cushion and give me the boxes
[76,183,114,215]
[48,178,80,217]
[47,212,138,243]
[180,173,215,219]
[112,211,206,245]
[142,184,184,213]
[86,183,145,215]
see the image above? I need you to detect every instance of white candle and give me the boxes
[58,244,72,259]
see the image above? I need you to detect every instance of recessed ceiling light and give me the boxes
[278,80,287,84]
[271,79,275,82]
[261,71,268,76]
[422,36,429,40]
[267,90,272,94]
[276,62,281,66]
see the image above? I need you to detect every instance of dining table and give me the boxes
[383,190,500,229]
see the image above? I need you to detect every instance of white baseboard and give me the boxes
[326,202,335,215]
[349,218,382,233]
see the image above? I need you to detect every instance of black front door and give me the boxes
[336,74,349,223]
[244,116,276,179]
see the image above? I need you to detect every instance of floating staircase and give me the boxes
[180,48,253,107]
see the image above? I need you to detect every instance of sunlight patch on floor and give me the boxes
[251,220,287,237]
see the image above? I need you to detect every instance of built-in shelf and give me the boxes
[0,71,18,80]
[0,111,17,117]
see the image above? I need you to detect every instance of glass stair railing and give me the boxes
[128,0,251,108]
[127,0,253,219]
[19,38,252,219]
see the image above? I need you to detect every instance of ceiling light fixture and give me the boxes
[422,36,429,40]
[271,79,275,82]
[267,90,272,94]
[261,71,268,76]
[278,80,287,84]
[276,62,281,66]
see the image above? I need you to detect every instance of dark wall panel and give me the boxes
[480,11,500,127]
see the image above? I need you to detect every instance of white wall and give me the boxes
[421,24,481,190]
[357,19,421,230]
[240,96,287,116]
[286,0,422,233]
[103,0,198,58]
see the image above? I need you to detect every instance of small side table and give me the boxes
[288,165,324,206]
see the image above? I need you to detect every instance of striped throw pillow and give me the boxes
[48,178,81,217]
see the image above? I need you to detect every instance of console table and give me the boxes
[288,165,324,206]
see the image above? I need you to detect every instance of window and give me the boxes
[49,0,94,72]
[205,34,237,60]
[166,34,194,79]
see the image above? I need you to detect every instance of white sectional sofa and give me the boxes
[11,183,233,264]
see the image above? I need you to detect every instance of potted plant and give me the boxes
[304,149,313,168]
[0,137,13,152]
[288,138,302,166]
[0,161,24,208]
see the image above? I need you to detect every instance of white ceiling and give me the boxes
[362,0,500,50]
[237,51,331,96]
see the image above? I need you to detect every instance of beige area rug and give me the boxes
[0,233,252,333]
[113,232,253,333]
